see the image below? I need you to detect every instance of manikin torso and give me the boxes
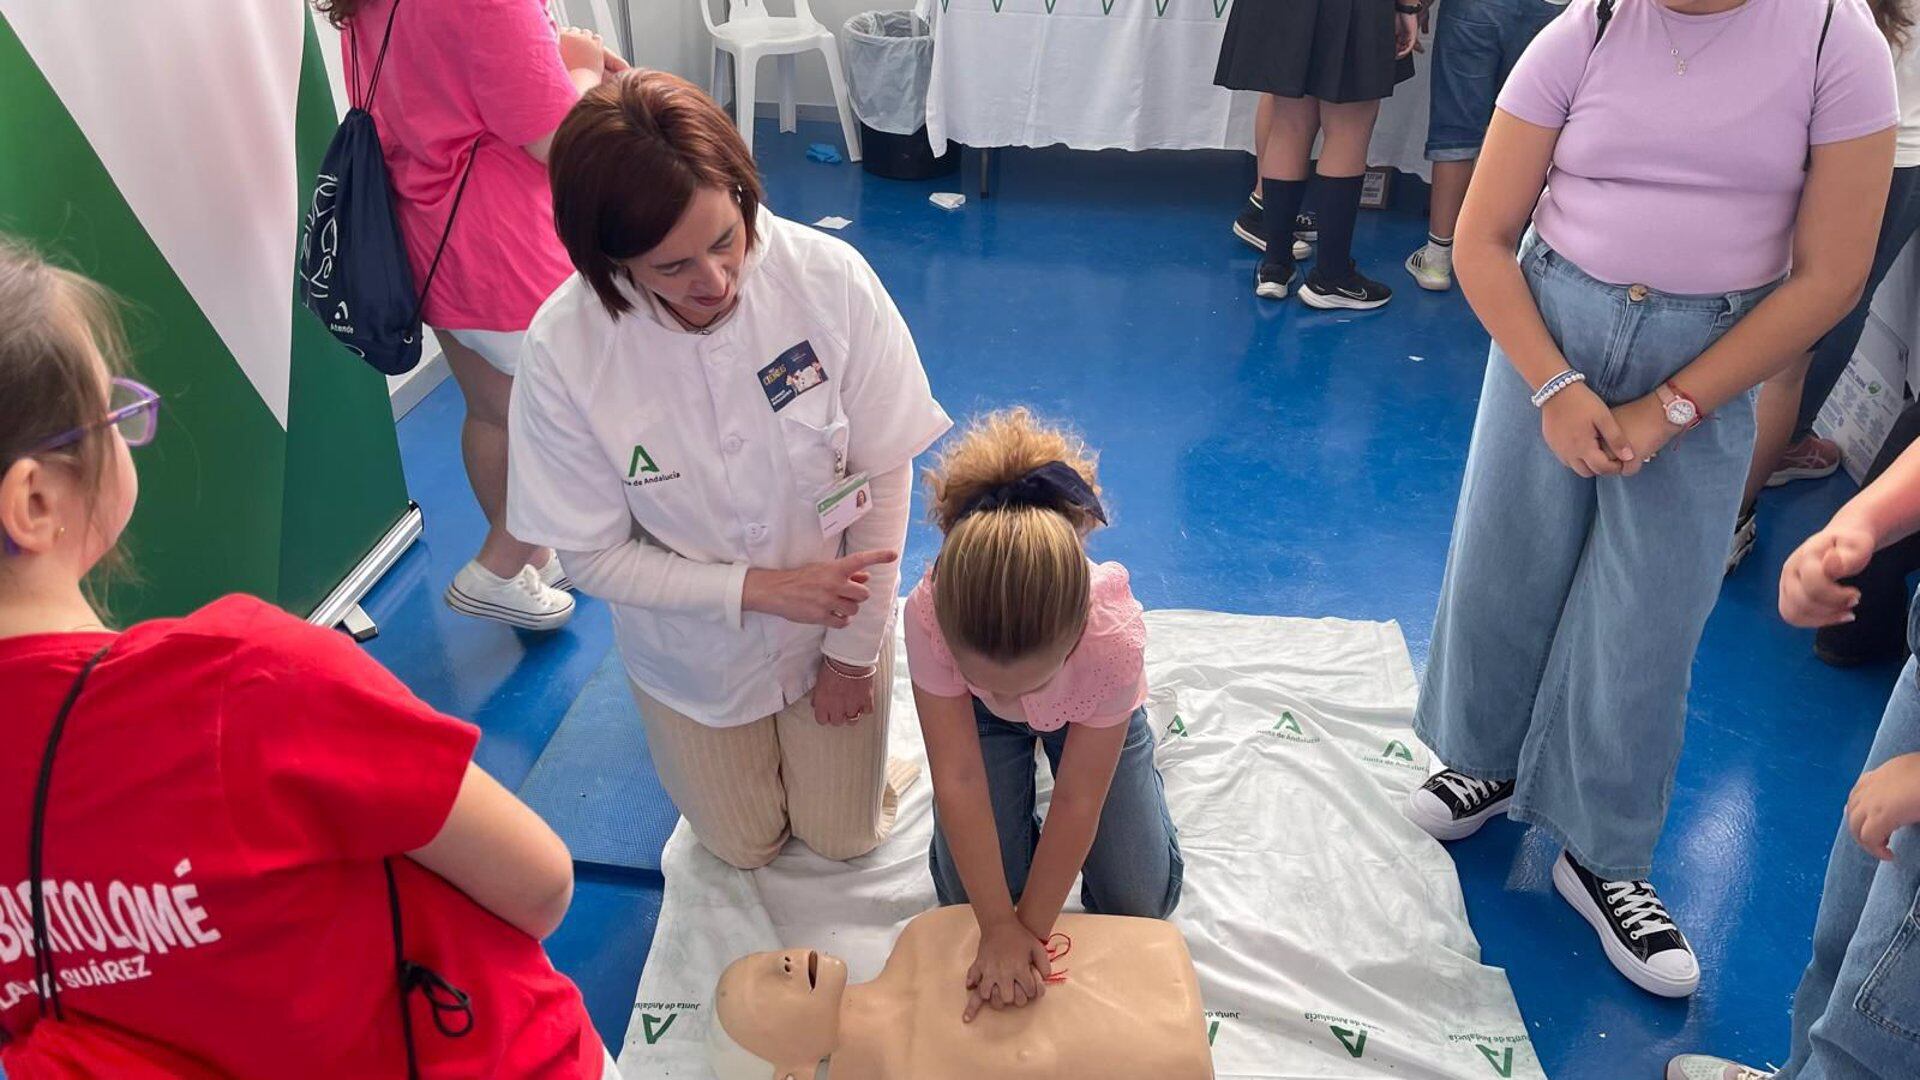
[712,906,1214,1080]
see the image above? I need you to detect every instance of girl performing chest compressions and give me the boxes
[508,70,951,871]
[904,409,1182,1022]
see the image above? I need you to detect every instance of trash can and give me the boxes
[842,11,958,180]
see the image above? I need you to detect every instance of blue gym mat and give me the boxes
[516,648,680,872]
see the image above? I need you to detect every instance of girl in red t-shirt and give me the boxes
[0,238,612,1077]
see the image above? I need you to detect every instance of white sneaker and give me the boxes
[1666,1054,1774,1080]
[1406,247,1454,291]
[535,553,572,592]
[445,562,574,631]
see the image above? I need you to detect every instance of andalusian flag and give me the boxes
[0,3,412,624]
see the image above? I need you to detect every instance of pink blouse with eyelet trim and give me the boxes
[902,562,1148,731]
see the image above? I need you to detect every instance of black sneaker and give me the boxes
[1299,266,1393,310]
[1234,195,1313,260]
[1725,506,1756,576]
[1553,852,1699,998]
[1406,769,1514,840]
[1255,258,1298,300]
[1294,210,1318,243]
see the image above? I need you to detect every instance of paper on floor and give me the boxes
[620,611,1541,1079]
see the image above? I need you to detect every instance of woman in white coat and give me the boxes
[507,71,951,868]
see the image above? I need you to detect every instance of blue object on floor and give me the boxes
[807,142,843,164]
[516,648,680,872]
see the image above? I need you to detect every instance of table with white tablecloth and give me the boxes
[924,0,1433,182]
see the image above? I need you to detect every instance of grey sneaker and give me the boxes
[1666,1054,1773,1080]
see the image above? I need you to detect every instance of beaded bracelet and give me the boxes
[1530,369,1587,409]
[824,656,878,681]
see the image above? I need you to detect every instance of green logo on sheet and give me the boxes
[1331,1026,1369,1058]
[640,1013,677,1044]
[1203,1010,1237,1047]
[628,444,661,478]
[1169,715,1190,738]
[1267,710,1319,742]
[1366,739,1420,770]
[1478,1045,1515,1077]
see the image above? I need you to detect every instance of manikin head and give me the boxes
[708,948,850,1080]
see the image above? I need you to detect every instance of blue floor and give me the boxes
[357,119,1905,1078]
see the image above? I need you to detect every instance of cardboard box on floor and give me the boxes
[1815,310,1909,484]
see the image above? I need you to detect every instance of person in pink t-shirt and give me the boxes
[318,0,615,630]
[904,409,1182,1025]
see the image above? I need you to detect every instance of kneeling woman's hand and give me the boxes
[964,918,1052,1022]
[812,657,876,726]
[743,550,898,628]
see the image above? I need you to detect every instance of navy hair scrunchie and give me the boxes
[955,461,1107,525]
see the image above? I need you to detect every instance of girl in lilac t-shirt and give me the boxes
[1408,0,1896,1002]
[905,409,1180,1023]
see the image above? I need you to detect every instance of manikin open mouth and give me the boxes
[807,950,819,989]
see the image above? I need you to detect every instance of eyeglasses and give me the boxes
[29,378,162,454]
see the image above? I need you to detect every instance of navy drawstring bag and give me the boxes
[299,0,475,376]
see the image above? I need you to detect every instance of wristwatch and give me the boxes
[1656,381,1704,431]
[1396,2,1425,12]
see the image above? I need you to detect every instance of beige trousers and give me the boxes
[630,645,913,869]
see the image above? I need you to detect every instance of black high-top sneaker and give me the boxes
[1406,769,1515,840]
[1554,852,1700,998]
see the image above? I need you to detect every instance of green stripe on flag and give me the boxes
[0,14,285,621]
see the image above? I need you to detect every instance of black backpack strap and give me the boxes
[28,647,110,1024]
[387,859,422,1079]
[406,137,484,336]
[363,0,407,110]
[387,857,475,1079]
[1596,0,1615,44]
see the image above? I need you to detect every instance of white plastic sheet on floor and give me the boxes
[620,611,1541,1079]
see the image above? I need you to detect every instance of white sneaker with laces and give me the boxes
[536,553,572,592]
[1666,1054,1774,1080]
[445,561,575,631]
[1405,246,1454,291]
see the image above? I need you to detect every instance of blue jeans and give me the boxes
[1794,166,1920,440]
[1416,234,1777,880]
[928,701,1184,918]
[1426,0,1566,161]
[1778,631,1920,1079]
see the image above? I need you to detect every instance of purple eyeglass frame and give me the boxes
[3,377,161,555]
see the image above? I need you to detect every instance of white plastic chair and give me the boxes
[701,0,863,162]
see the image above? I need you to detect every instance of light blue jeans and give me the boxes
[929,702,1184,919]
[1416,234,1777,881]
[1776,605,1920,1079]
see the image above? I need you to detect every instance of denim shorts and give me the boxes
[1426,0,1567,162]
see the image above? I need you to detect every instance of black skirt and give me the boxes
[1215,0,1415,105]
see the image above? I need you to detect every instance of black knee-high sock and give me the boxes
[1313,173,1365,279]
[1261,178,1309,265]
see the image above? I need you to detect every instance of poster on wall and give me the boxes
[0,2,414,626]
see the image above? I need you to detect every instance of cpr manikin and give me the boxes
[706,906,1214,1080]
